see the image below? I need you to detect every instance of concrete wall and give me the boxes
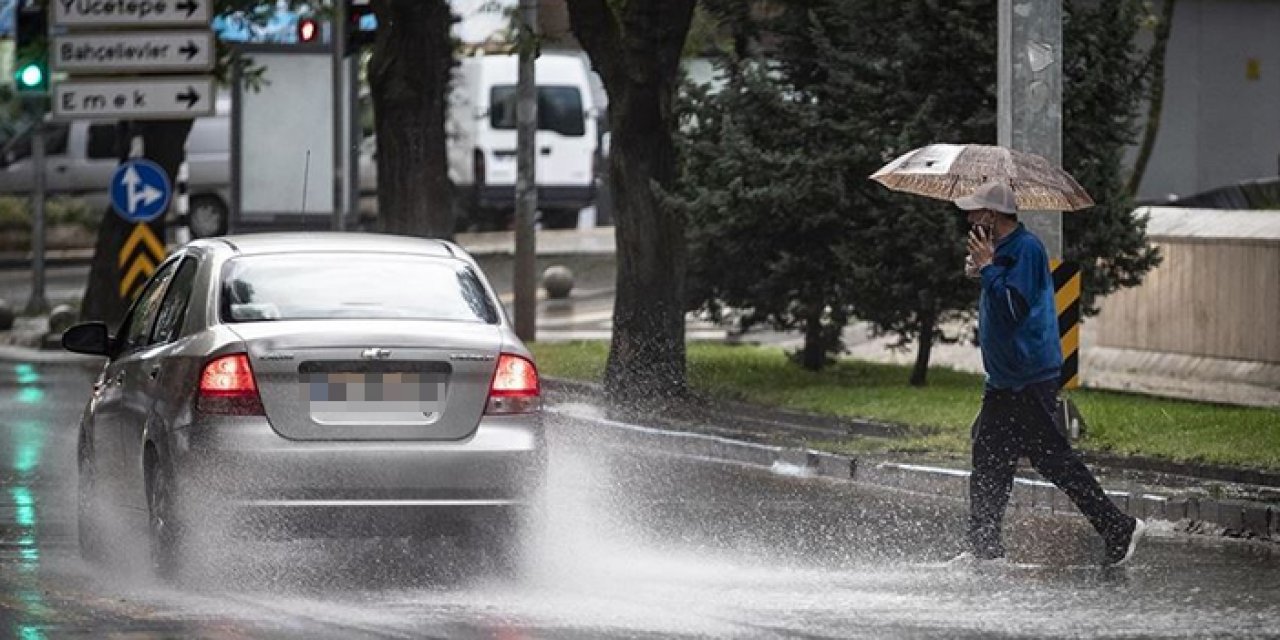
[1092,209,1280,365]
[1135,0,1280,202]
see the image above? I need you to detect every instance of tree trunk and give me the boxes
[567,0,697,409]
[80,120,192,330]
[368,0,455,239]
[910,307,937,387]
[801,304,825,371]
[1127,0,1176,198]
[602,84,689,406]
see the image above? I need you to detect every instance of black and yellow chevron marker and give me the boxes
[118,223,166,300]
[1050,259,1081,389]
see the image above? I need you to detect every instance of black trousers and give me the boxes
[968,379,1134,558]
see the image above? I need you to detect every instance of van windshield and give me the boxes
[489,86,585,137]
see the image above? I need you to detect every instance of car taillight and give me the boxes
[486,353,540,414]
[196,353,265,416]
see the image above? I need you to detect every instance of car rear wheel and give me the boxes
[146,458,184,582]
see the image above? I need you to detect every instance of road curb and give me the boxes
[545,377,1279,544]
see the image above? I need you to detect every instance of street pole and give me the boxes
[998,0,1062,259]
[514,0,538,342]
[25,110,49,316]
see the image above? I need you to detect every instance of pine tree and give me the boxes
[677,58,861,371]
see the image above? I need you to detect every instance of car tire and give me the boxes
[76,434,103,564]
[540,208,580,230]
[187,195,228,238]
[145,457,185,583]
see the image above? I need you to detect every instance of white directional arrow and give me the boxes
[122,166,164,215]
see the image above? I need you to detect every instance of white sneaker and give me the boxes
[1105,518,1146,567]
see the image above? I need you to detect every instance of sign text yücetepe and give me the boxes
[60,0,176,20]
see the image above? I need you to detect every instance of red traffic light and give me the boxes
[297,17,320,43]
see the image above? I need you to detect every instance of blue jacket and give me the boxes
[978,224,1063,390]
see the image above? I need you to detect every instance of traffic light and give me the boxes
[14,0,48,93]
[344,0,377,57]
[297,17,320,43]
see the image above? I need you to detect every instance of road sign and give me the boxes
[110,159,172,223]
[118,223,166,299]
[52,76,215,120]
[53,0,211,28]
[52,30,215,74]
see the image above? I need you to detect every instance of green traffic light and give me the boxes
[16,63,45,90]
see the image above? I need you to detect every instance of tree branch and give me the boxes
[1127,0,1176,198]
[565,0,625,88]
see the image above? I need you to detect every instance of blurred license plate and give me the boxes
[303,372,444,420]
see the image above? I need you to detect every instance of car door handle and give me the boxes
[540,147,551,156]
[148,366,161,380]
[54,165,68,173]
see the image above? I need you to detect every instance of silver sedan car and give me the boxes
[63,232,545,579]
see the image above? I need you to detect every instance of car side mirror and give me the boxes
[62,322,113,356]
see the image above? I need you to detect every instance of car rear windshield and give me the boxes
[489,85,585,137]
[219,254,500,324]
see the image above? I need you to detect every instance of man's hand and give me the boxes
[968,226,995,271]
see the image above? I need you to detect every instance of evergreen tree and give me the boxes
[677,58,861,371]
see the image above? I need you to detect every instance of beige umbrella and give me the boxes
[869,143,1094,211]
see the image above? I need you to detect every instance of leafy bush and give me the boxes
[0,197,100,233]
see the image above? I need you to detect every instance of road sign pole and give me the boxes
[25,109,49,316]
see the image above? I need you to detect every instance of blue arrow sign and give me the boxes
[110,159,172,223]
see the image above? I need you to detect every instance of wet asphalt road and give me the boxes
[1,360,1279,639]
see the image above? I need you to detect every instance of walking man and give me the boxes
[955,179,1144,566]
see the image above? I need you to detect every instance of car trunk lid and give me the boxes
[227,320,501,441]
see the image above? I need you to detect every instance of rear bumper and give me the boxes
[170,415,545,536]
[475,185,595,210]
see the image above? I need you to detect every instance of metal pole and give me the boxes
[347,54,361,228]
[331,0,347,232]
[998,0,1063,260]
[25,112,48,315]
[514,0,539,341]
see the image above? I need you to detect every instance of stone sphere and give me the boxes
[541,265,575,299]
[0,299,13,331]
[49,304,78,334]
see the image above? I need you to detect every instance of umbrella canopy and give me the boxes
[869,143,1094,211]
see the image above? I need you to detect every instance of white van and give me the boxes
[449,51,601,229]
[0,97,231,238]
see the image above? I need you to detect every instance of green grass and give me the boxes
[530,340,1280,471]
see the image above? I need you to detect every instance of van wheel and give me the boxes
[188,195,228,238]
[540,209,580,230]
